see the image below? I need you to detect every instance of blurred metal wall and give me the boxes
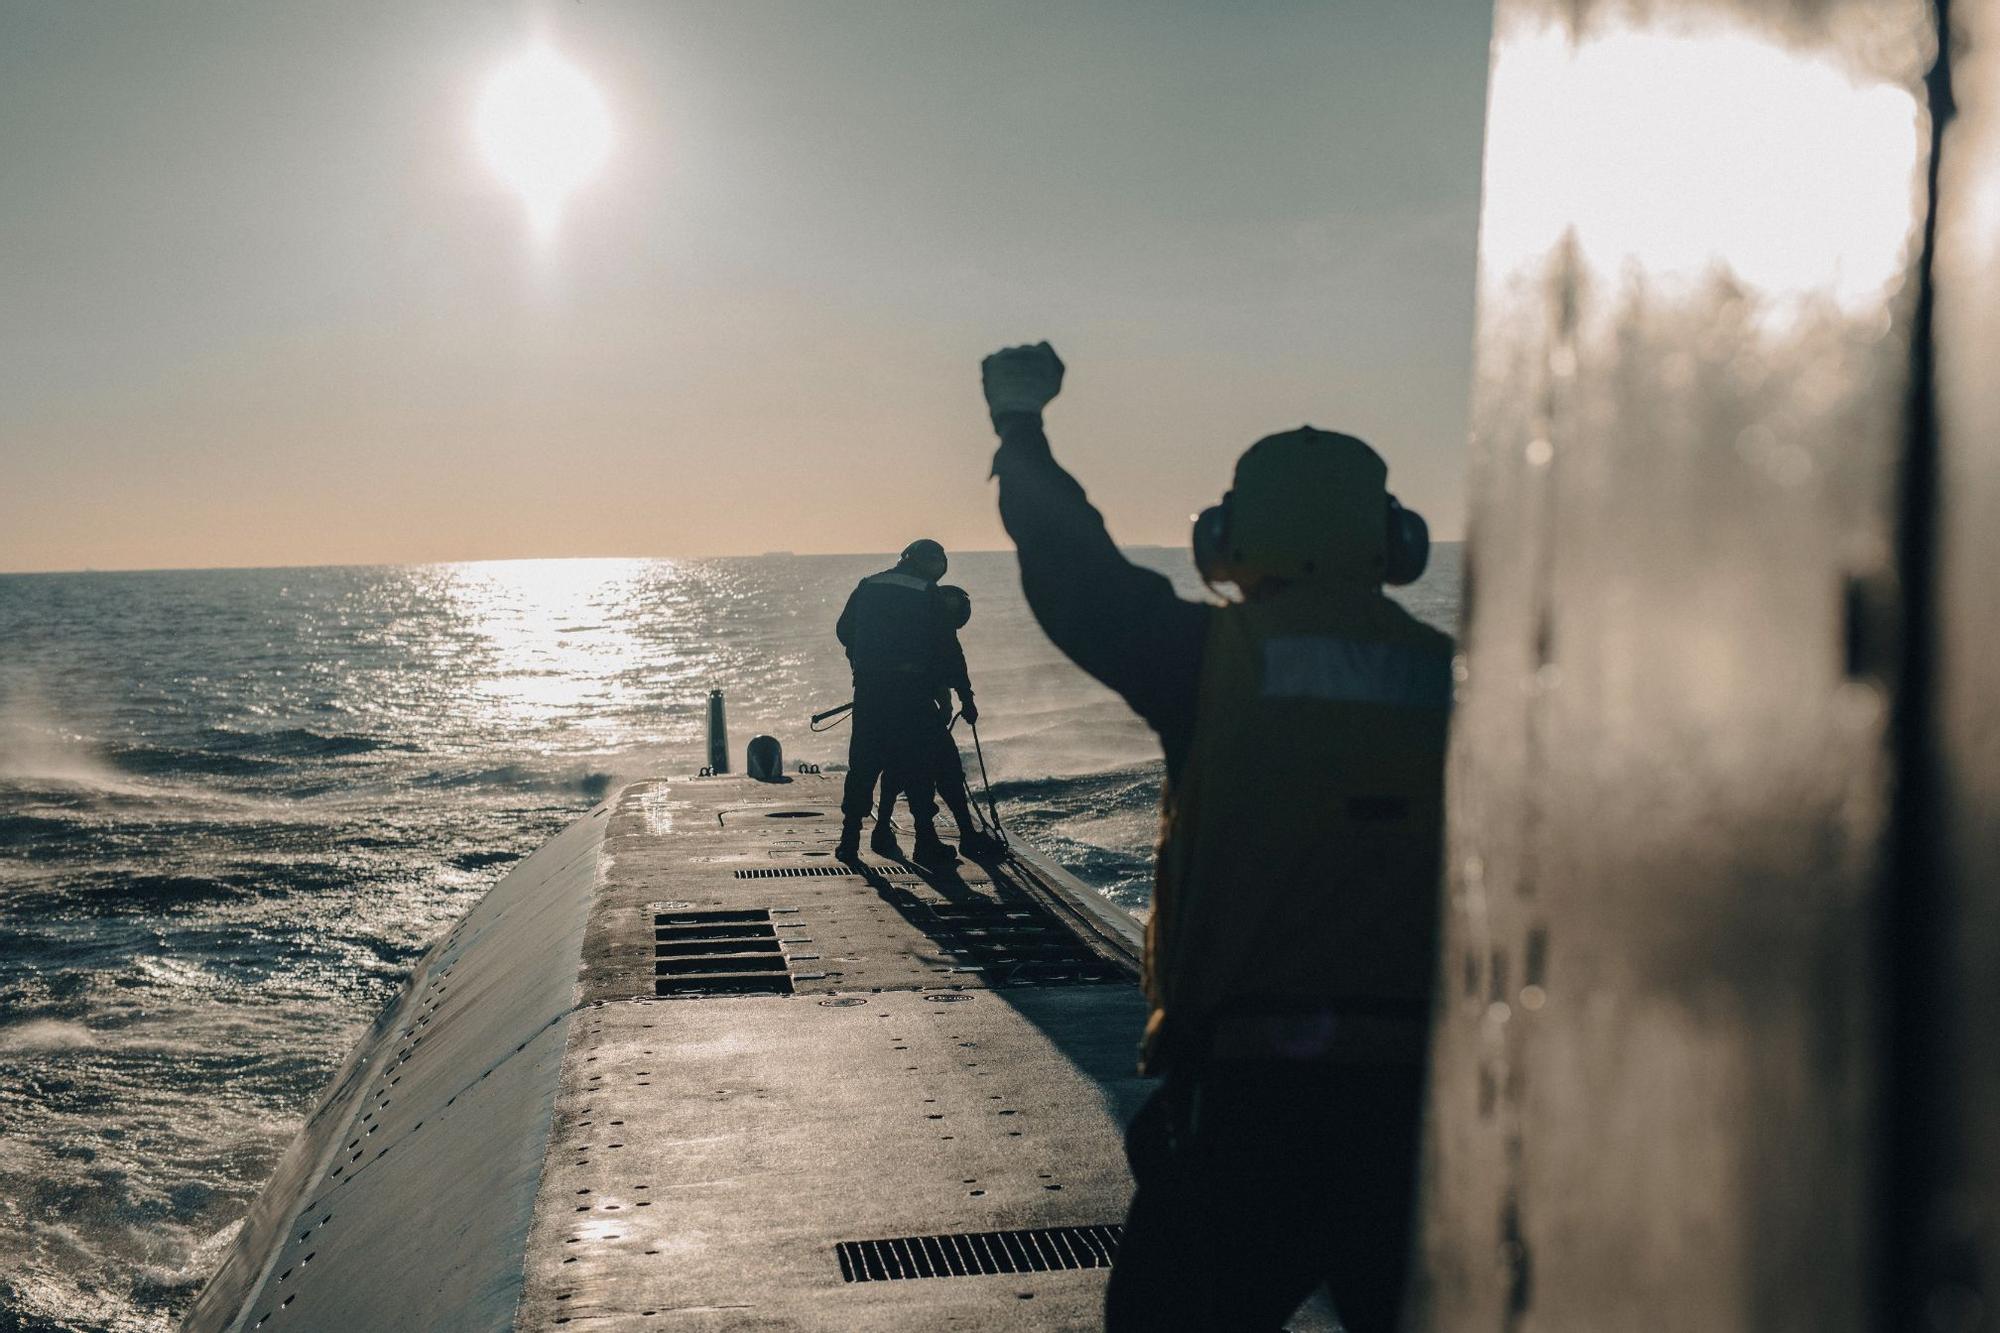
[1420,1,1991,1328]
[1927,0,2000,1327]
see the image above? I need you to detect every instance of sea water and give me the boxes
[0,547,1459,1331]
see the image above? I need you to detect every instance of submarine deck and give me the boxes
[186,775,1168,1331]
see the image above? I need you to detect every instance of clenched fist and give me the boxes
[981,342,1065,420]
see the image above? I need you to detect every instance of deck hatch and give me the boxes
[733,866,857,879]
[835,1225,1124,1282]
[915,900,1124,985]
[653,910,794,996]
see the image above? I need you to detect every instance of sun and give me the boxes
[475,45,612,238]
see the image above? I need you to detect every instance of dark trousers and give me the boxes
[1105,1060,1425,1333]
[840,678,940,826]
[880,714,975,832]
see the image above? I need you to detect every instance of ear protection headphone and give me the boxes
[937,584,973,629]
[1192,492,1430,588]
[1384,496,1430,585]
[1191,500,1232,586]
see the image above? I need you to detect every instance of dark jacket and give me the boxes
[836,566,973,699]
[993,412,1453,1077]
[991,414,1208,782]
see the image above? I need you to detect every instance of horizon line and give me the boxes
[0,540,1464,579]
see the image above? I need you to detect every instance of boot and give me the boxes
[912,822,958,870]
[869,820,903,858]
[957,828,1006,862]
[835,820,862,862]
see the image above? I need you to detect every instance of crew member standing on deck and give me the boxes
[876,584,1005,861]
[978,342,1451,1332]
[834,540,976,868]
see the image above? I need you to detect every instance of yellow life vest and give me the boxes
[1141,581,1453,1072]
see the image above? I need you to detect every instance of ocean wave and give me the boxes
[194,727,405,759]
[450,849,523,871]
[0,812,84,849]
[986,761,1163,813]
[1025,834,1154,909]
[99,874,262,911]
[0,1020,98,1054]
[1,861,361,926]
[974,762,1164,908]
[409,763,614,801]
[0,1174,242,1333]
[104,746,283,781]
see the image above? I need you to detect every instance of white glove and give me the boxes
[981,342,1065,419]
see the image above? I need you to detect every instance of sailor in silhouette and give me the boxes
[874,584,1005,862]
[834,540,975,868]
[980,341,1451,1332]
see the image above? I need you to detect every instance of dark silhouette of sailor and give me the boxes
[874,584,1004,862]
[833,540,975,868]
[981,340,1450,1333]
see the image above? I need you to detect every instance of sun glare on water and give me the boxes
[475,45,612,239]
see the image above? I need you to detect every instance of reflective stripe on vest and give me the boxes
[1261,635,1453,707]
[1142,584,1453,1074]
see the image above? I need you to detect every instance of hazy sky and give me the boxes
[0,2,1492,573]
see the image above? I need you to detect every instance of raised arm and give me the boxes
[982,345,1206,750]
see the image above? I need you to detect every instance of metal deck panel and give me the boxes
[189,776,1185,1331]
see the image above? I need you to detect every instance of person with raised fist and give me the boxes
[980,340,1451,1332]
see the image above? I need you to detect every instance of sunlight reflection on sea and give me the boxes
[0,548,1457,1331]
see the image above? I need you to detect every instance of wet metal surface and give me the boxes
[1929,0,2000,1322]
[1424,2,1937,1330]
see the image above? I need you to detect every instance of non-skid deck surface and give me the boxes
[185,776,1362,1331]
[516,776,1153,1329]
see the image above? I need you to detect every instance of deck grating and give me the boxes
[653,910,794,996]
[835,1225,1126,1282]
[733,866,858,879]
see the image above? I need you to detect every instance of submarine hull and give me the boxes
[185,775,1216,1331]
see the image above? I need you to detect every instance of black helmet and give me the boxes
[937,584,972,629]
[899,539,947,581]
